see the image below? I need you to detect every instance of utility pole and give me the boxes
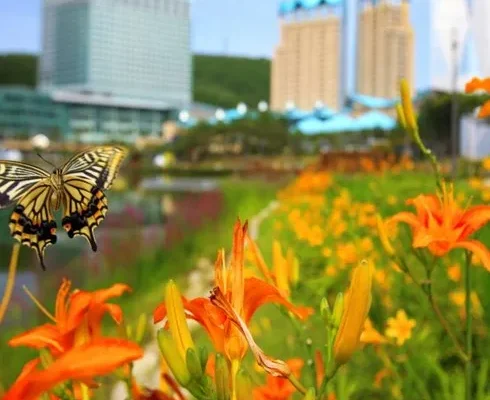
[450,28,459,179]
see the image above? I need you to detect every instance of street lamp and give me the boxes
[215,108,226,122]
[31,134,50,150]
[258,100,268,112]
[178,110,189,123]
[237,102,247,115]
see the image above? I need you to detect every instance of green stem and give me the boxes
[288,374,308,395]
[409,126,443,190]
[317,365,338,399]
[465,251,473,400]
[425,274,468,363]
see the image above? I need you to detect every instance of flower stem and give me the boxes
[464,251,473,400]
[288,374,307,395]
[426,281,468,362]
[0,244,20,325]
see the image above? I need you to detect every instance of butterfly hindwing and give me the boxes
[61,178,108,251]
[60,146,126,250]
[9,181,57,270]
[62,146,128,190]
[0,161,49,208]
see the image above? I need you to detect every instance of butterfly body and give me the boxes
[0,146,128,270]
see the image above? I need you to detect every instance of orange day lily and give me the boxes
[2,338,143,400]
[465,77,490,118]
[154,219,310,362]
[8,279,131,354]
[387,181,490,272]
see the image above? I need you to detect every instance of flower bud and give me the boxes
[135,313,147,343]
[199,346,209,372]
[333,261,373,366]
[399,79,417,132]
[376,214,395,256]
[332,293,344,329]
[157,329,191,386]
[165,280,195,360]
[215,353,231,400]
[320,297,331,321]
[186,347,203,379]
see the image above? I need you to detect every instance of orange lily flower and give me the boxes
[3,338,143,400]
[8,279,131,354]
[253,359,304,400]
[154,219,309,361]
[465,77,490,118]
[387,182,490,272]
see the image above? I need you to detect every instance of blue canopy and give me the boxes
[355,111,397,131]
[279,0,342,15]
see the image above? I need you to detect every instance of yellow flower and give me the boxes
[360,319,387,346]
[322,247,333,258]
[447,264,461,282]
[333,261,373,365]
[483,157,490,171]
[449,291,483,319]
[385,310,416,346]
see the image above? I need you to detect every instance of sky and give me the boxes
[0,0,452,92]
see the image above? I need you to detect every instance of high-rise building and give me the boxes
[356,0,414,99]
[270,7,342,111]
[39,0,191,107]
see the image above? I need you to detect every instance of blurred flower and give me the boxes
[447,264,462,282]
[333,261,374,365]
[3,338,142,400]
[465,77,490,118]
[374,368,392,388]
[449,291,483,319]
[253,359,304,400]
[387,181,490,272]
[360,319,387,346]
[385,310,416,346]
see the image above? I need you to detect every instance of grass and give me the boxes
[187,170,490,399]
[0,178,280,388]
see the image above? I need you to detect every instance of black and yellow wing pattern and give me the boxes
[60,146,128,252]
[0,162,55,270]
[0,146,128,270]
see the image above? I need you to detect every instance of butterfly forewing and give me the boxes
[9,181,57,270]
[0,161,49,208]
[61,146,127,252]
[62,146,128,190]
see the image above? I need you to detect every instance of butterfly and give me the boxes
[0,146,128,270]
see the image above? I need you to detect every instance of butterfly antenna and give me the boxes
[37,153,57,169]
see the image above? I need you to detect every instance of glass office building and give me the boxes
[37,0,191,141]
[39,0,191,106]
[0,87,70,139]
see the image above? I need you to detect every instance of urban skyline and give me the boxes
[0,0,488,93]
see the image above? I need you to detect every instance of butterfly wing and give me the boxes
[0,161,50,208]
[61,146,128,189]
[61,146,128,250]
[9,181,57,270]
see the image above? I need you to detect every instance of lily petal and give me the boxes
[243,277,313,323]
[3,338,143,400]
[454,240,490,272]
[8,324,65,353]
